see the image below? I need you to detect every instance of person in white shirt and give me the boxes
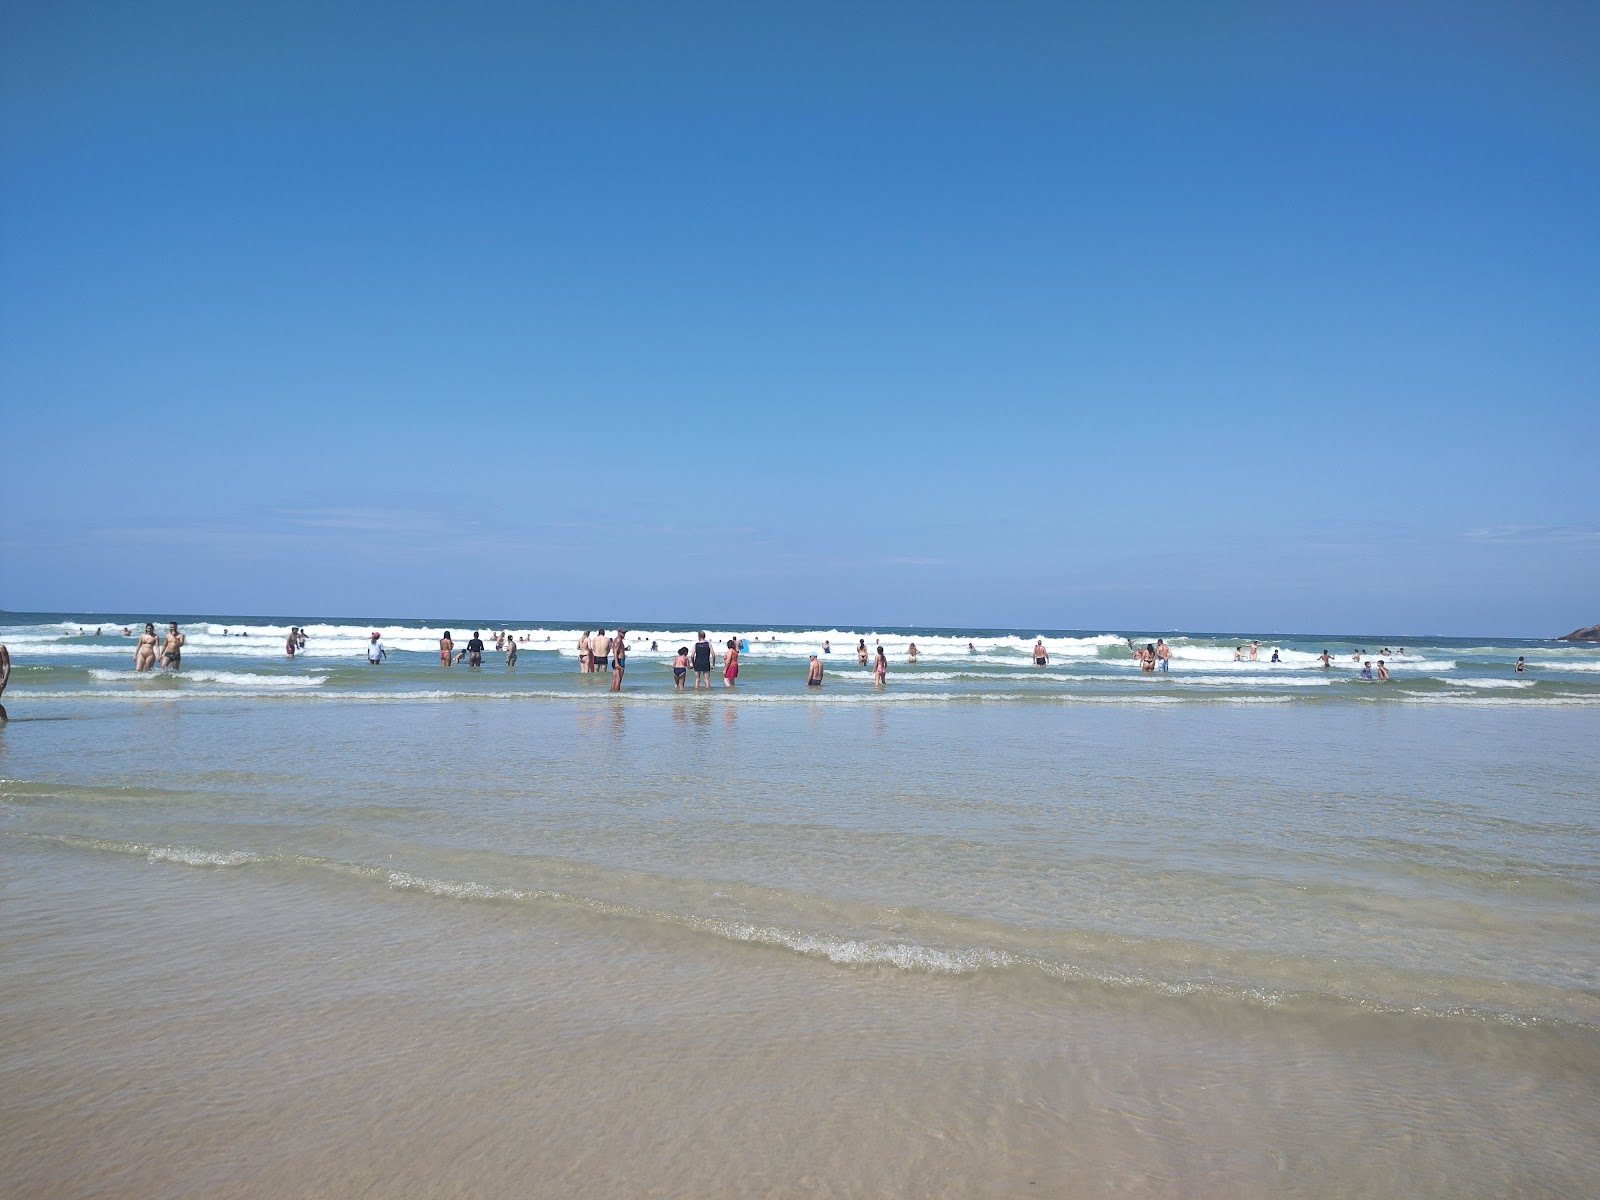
[367,632,386,664]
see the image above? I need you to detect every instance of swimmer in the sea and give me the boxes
[134,623,159,672]
[1360,660,1374,680]
[806,654,823,687]
[1318,650,1332,668]
[1376,659,1389,681]
[286,627,298,657]
[467,631,485,667]
[1156,639,1170,672]
[693,633,713,689]
[857,639,869,666]
[440,631,455,665]
[610,630,627,692]
[907,642,919,662]
[160,623,185,671]
[1515,656,1526,674]
[1033,639,1048,667]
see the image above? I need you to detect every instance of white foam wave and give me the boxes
[87,668,328,688]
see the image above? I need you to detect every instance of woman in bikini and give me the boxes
[874,646,888,687]
[440,631,454,665]
[857,639,868,666]
[134,623,159,672]
[723,638,739,687]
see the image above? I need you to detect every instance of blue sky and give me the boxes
[2,1,1595,635]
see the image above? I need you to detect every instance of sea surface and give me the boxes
[3,612,1597,1196]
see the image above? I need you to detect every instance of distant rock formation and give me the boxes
[1558,625,1600,642]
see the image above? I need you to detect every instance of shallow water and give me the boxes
[2,613,1598,1195]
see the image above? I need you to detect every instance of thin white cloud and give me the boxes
[1464,523,1600,544]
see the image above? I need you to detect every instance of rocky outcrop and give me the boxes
[1558,625,1600,642]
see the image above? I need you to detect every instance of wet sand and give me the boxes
[5,838,1595,1198]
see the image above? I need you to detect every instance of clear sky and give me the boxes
[2,1,1595,635]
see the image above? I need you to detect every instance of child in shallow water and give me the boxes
[673,648,689,690]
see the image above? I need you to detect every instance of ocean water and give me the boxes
[3,612,1598,1196]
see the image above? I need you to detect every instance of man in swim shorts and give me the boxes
[592,629,611,673]
[1156,639,1171,671]
[1033,639,1048,667]
[610,629,627,692]
[161,623,185,670]
[806,654,823,687]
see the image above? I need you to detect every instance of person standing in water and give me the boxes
[692,632,713,690]
[466,631,485,667]
[440,631,454,665]
[134,624,159,672]
[1033,639,1049,667]
[1318,650,1332,668]
[1515,657,1526,674]
[1376,659,1389,681]
[874,646,888,687]
[285,627,298,658]
[578,631,592,673]
[907,642,919,662]
[611,629,627,691]
[857,639,869,666]
[1156,639,1171,672]
[723,638,739,687]
[0,643,10,721]
[806,654,823,687]
[506,637,517,668]
[592,629,612,673]
[160,623,185,671]
[367,632,386,664]
[672,647,689,690]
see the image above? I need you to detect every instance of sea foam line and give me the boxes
[17,831,1588,1032]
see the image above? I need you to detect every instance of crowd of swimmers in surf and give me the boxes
[0,627,1543,712]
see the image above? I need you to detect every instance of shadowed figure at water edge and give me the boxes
[0,642,10,720]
